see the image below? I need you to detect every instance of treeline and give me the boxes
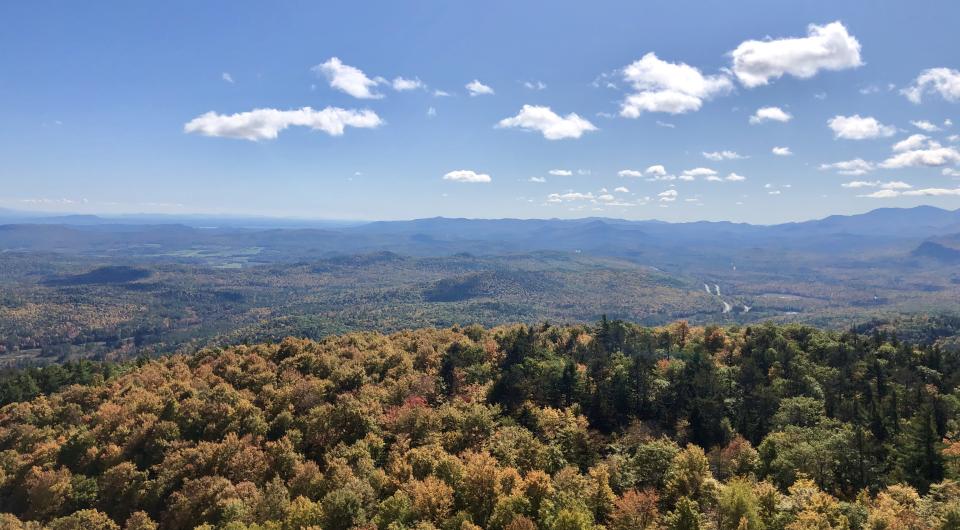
[0,359,124,405]
[0,320,957,529]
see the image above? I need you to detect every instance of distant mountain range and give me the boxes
[2,206,959,262]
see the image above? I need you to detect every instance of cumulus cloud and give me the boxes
[944,168,960,178]
[524,80,547,90]
[496,105,597,140]
[827,115,896,139]
[772,146,793,156]
[901,68,960,103]
[619,52,732,117]
[818,158,874,175]
[706,172,747,182]
[392,77,423,91]
[547,189,629,206]
[658,189,678,202]
[466,79,494,96]
[183,107,383,141]
[730,21,863,87]
[620,166,677,181]
[313,57,384,99]
[842,180,879,188]
[842,180,912,189]
[614,186,630,193]
[911,120,941,132]
[893,134,932,153]
[529,176,546,183]
[443,170,491,183]
[860,187,960,198]
[880,143,960,169]
[703,150,746,161]
[549,169,573,176]
[749,106,792,124]
[682,167,718,178]
[222,72,234,84]
[547,190,629,205]
[548,192,594,203]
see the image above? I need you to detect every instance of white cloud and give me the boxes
[443,170,491,183]
[496,105,597,140]
[392,77,423,91]
[893,134,932,153]
[749,106,792,124]
[183,107,383,141]
[549,169,573,176]
[944,168,960,177]
[911,120,941,132]
[658,189,678,202]
[842,180,879,188]
[883,181,913,189]
[466,79,494,96]
[618,169,643,177]
[682,167,718,178]
[529,176,546,183]
[818,158,874,175]
[433,89,452,97]
[619,52,732,117]
[656,120,676,128]
[842,180,912,189]
[730,21,863,87]
[313,57,384,99]
[524,80,547,90]
[772,146,793,156]
[703,150,746,161]
[901,68,960,103]
[904,188,960,196]
[880,143,960,169]
[426,106,437,118]
[827,114,896,139]
[706,172,746,182]
[768,190,782,195]
[614,186,629,193]
[222,72,234,84]
[547,192,595,203]
[858,189,900,199]
[646,164,667,176]
[861,187,960,198]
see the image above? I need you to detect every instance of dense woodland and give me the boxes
[4,209,960,366]
[0,320,957,529]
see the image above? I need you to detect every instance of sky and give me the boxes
[1,1,960,224]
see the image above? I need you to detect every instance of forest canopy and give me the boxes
[0,320,957,529]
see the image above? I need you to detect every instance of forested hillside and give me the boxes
[0,320,958,529]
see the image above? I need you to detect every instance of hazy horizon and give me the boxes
[3,202,959,227]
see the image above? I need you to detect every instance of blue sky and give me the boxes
[1,1,959,223]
